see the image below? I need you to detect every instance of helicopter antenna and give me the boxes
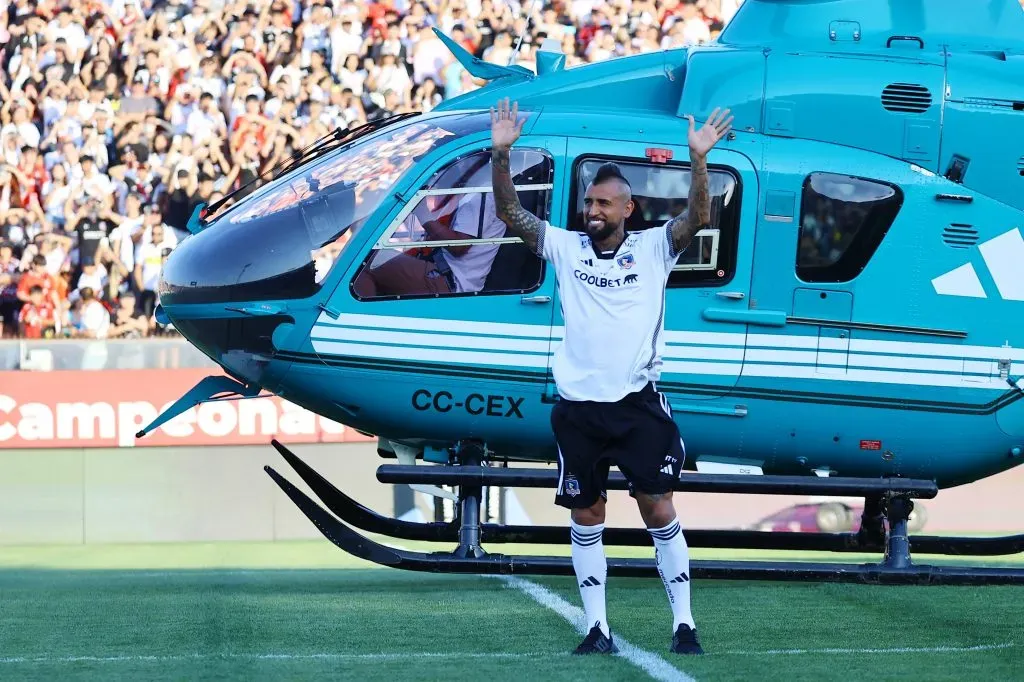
[508,0,541,67]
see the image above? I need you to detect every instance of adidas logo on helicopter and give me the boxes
[932,227,1024,301]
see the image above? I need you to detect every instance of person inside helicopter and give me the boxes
[351,188,507,298]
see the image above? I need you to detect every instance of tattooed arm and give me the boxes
[490,98,545,255]
[667,153,710,255]
[669,108,734,255]
[492,145,545,255]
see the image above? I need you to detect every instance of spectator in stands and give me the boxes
[69,286,109,339]
[18,284,56,339]
[17,254,59,310]
[0,241,20,336]
[107,290,149,339]
[0,0,732,338]
[134,221,174,320]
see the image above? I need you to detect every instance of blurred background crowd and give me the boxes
[0,0,759,339]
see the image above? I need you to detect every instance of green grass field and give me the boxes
[2,540,1023,681]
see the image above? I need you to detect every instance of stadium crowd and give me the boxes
[0,0,739,339]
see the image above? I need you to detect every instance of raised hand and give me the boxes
[685,107,733,159]
[490,97,525,150]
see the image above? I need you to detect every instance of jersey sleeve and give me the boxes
[539,221,576,265]
[640,220,683,271]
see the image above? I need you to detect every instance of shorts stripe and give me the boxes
[556,445,566,496]
[655,387,687,469]
[657,390,672,418]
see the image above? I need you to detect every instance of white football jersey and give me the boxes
[539,221,679,402]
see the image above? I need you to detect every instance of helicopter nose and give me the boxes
[158,296,294,391]
[158,210,320,305]
[158,173,357,306]
[156,221,302,390]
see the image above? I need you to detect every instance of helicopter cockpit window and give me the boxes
[796,173,904,283]
[158,112,498,305]
[571,158,740,287]
[351,149,553,300]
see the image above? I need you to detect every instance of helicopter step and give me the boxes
[266,441,1024,584]
[375,465,940,499]
[268,441,1024,556]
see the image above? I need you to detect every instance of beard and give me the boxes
[585,218,620,242]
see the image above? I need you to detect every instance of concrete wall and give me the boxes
[3,442,1024,545]
[0,442,388,545]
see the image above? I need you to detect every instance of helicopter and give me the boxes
[138,0,1024,584]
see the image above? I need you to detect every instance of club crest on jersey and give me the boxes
[616,253,635,270]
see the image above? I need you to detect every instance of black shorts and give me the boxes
[552,382,686,509]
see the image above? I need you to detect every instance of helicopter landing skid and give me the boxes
[265,441,1024,585]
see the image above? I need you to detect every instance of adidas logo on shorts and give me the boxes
[660,463,673,475]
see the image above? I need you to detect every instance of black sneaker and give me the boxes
[671,623,704,655]
[572,625,619,655]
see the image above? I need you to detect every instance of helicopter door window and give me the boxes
[352,149,554,300]
[796,173,904,283]
[571,157,740,287]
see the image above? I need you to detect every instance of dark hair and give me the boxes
[29,284,43,295]
[592,162,631,191]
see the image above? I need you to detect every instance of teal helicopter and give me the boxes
[139,0,1024,583]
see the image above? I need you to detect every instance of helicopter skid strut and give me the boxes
[265,440,1024,585]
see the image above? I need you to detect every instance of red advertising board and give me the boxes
[0,369,374,448]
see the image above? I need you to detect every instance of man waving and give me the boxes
[489,98,733,655]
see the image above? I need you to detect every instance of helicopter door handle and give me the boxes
[887,35,924,49]
[935,193,973,203]
[521,295,551,304]
[716,291,746,300]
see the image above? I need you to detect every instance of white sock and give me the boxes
[648,518,695,631]
[570,518,608,637]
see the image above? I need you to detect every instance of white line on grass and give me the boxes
[715,643,1018,656]
[499,575,695,682]
[5,643,1015,666]
[0,652,555,665]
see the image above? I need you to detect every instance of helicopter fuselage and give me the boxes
[156,0,1024,490]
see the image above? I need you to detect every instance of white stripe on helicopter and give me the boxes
[317,313,1024,361]
[309,340,1009,390]
[311,337,1012,391]
[310,326,1003,375]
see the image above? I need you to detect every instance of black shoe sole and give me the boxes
[572,644,619,655]
[670,646,704,655]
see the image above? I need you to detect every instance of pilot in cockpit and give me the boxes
[352,189,507,298]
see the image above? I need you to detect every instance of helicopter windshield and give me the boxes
[159,111,496,304]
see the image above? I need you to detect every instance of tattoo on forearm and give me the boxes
[668,155,712,255]
[492,146,544,255]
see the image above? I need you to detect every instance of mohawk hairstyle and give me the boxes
[592,162,631,191]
